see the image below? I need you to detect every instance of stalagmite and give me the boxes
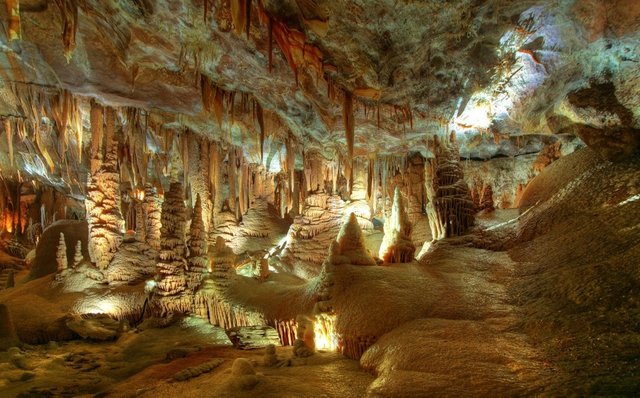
[155,182,187,298]
[86,108,124,270]
[90,100,104,174]
[379,187,415,263]
[344,91,355,193]
[73,240,83,267]
[56,233,67,271]
[134,200,146,242]
[426,136,475,240]
[143,184,162,250]
[186,194,209,290]
[328,213,376,266]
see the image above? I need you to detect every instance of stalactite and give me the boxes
[268,319,297,346]
[6,0,20,40]
[238,152,247,216]
[267,16,273,72]
[227,147,237,218]
[203,0,209,22]
[3,119,14,167]
[230,0,247,36]
[201,75,214,112]
[245,0,252,38]
[367,156,374,201]
[73,97,83,162]
[285,138,295,213]
[256,102,265,163]
[181,131,189,198]
[213,88,225,128]
[344,91,354,194]
[188,137,213,234]
[51,90,74,160]
[210,141,222,219]
[53,0,78,60]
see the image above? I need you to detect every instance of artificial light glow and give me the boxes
[267,235,289,257]
[454,98,493,130]
[74,297,117,315]
[617,194,640,207]
[134,188,145,201]
[314,314,338,351]
[145,279,157,294]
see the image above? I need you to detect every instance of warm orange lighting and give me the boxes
[314,314,338,351]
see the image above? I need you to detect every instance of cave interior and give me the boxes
[0,0,639,397]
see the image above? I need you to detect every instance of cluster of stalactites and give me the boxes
[379,187,415,263]
[425,135,475,240]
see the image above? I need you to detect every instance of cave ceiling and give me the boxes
[1,0,639,163]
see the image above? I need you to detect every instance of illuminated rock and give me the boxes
[425,136,475,240]
[186,194,209,290]
[379,187,415,263]
[155,182,187,300]
[56,233,67,272]
[328,213,376,266]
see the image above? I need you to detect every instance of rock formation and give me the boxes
[426,136,475,240]
[155,182,187,301]
[186,194,209,290]
[143,184,163,250]
[73,241,83,267]
[379,187,415,263]
[85,107,125,270]
[0,1,638,396]
[56,233,67,272]
[328,213,376,266]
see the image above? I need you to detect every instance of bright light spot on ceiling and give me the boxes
[617,194,640,207]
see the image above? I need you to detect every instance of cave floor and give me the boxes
[0,323,373,398]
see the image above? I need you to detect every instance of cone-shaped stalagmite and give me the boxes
[379,187,415,263]
[328,213,376,266]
